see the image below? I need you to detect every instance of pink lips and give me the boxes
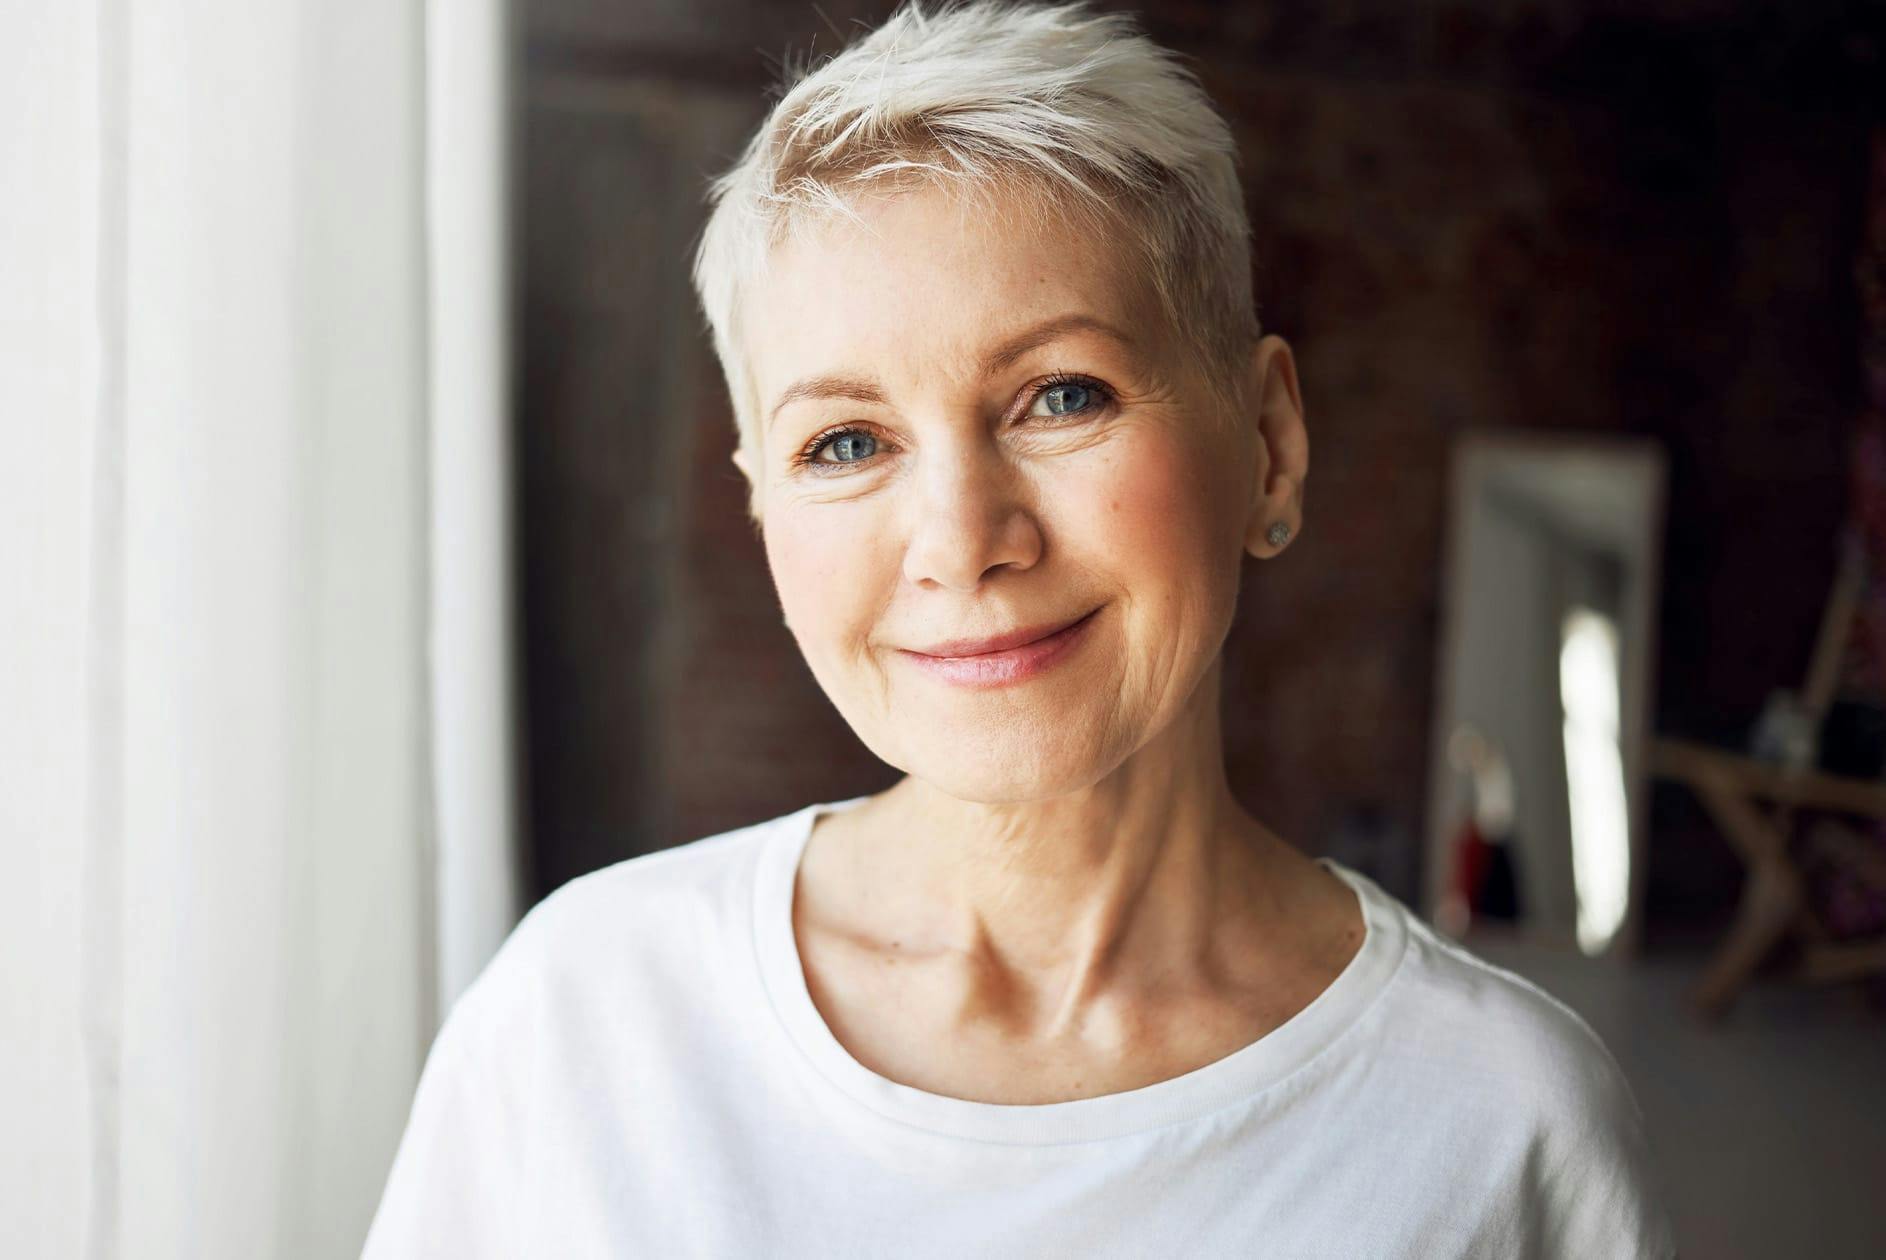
[897,608,1099,688]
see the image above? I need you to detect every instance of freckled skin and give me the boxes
[734,183,1351,1106]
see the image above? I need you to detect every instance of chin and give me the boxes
[876,723,1122,805]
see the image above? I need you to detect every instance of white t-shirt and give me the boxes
[362,796,1678,1258]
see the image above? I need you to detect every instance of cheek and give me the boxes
[1066,428,1240,590]
[761,505,890,652]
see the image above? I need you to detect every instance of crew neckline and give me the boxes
[752,796,1411,1145]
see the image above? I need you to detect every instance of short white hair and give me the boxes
[691,0,1258,514]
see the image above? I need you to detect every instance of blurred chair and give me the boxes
[1653,541,1886,1018]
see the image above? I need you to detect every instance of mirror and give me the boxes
[1424,434,1667,958]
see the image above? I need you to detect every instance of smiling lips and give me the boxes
[897,608,1100,688]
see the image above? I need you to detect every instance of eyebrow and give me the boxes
[765,314,1135,428]
[766,375,889,427]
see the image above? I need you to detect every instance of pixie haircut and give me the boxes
[691,0,1258,514]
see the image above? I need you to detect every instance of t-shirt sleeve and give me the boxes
[359,922,540,1259]
[1524,1012,1680,1259]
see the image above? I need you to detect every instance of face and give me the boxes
[740,183,1293,803]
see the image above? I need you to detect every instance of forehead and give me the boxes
[743,183,1155,415]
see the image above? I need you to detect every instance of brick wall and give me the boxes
[517,0,1878,933]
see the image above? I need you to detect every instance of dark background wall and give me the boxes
[514,0,1883,940]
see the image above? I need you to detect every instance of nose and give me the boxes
[900,431,1043,591]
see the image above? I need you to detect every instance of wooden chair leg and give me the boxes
[1691,855,1804,1019]
[1687,771,1805,1020]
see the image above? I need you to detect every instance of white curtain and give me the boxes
[0,2,518,1256]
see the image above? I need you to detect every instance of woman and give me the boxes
[365,4,1677,1256]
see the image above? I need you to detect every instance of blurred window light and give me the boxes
[1560,605,1630,954]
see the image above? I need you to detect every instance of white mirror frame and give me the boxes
[1423,432,1668,959]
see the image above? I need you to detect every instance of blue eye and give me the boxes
[817,431,876,463]
[794,426,883,474]
[1029,376,1112,419]
[1038,383,1092,416]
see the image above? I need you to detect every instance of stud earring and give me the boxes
[1266,521,1292,548]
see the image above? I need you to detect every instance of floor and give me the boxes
[1464,931,1886,1260]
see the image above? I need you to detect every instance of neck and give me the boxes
[850,663,1285,1031]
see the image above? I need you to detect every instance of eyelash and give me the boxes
[790,372,1117,474]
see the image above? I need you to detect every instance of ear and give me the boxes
[1241,334,1309,558]
[731,447,767,532]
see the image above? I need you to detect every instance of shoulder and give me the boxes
[364,804,812,1255]
[1358,905,1676,1256]
[441,805,805,1042]
[1355,893,1638,1118]
[1335,890,1674,1252]
[513,812,780,955]
[1326,867,1622,1087]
